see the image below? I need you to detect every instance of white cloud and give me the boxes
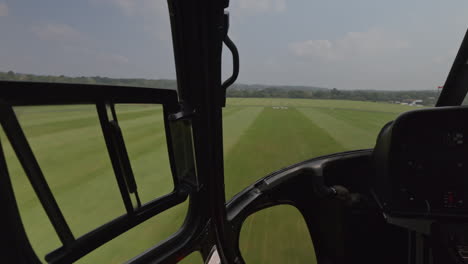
[290,39,337,60]
[433,48,457,64]
[0,2,9,17]
[32,23,88,44]
[94,0,167,17]
[273,0,286,13]
[289,28,409,61]
[91,0,171,42]
[237,0,286,13]
[31,23,129,67]
[111,0,137,16]
[103,54,129,65]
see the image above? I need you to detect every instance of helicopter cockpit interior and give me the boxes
[1,1,468,264]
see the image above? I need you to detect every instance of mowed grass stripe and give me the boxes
[300,107,400,150]
[315,108,399,133]
[16,106,162,138]
[240,205,316,264]
[4,98,409,264]
[222,105,246,117]
[80,104,223,263]
[223,106,263,153]
[225,107,344,264]
[8,107,168,203]
[2,105,183,262]
[298,108,377,150]
[227,98,414,113]
[225,107,345,199]
[13,108,166,163]
[10,104,230,240]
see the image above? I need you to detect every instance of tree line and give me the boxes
[1,71,440,105]
[0,71,178,90]
[227,87,439,105]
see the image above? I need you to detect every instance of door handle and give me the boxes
[221,11,240,106]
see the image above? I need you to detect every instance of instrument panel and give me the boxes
[373,106,468,217]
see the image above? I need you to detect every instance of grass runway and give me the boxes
[1,98,413,263]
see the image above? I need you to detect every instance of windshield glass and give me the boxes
[1,1,467,263]
[0,1,187,263]
[222,0,465,199]
[222,2,465,262]
[0,0,176,88]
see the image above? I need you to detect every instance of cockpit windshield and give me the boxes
[1,1,468,263]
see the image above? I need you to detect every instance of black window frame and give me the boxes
[0,80,197,264]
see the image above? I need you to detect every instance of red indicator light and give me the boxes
[444,191,458,208]
[448,193,454,204]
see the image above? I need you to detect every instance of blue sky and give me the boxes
[1,0,468,90]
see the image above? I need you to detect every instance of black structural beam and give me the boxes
[168,0,237,262]
[0,81,177,106]
[0,80,190,263]
[0,103,75,246]
[0,137,42,264]
[437,29,468,107]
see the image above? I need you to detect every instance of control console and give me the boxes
[373,106,468,217]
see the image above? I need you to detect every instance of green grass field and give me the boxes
[1,98,415,263]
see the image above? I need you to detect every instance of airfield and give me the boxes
[1,98,414,263]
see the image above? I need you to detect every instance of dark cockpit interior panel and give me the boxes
[373,106,468,218]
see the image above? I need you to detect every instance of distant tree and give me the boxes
[288,90,307,98]
[0,71,440,105]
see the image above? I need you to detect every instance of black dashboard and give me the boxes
[373,106,468,217]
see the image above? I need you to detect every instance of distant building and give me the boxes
[400,99,423,106]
